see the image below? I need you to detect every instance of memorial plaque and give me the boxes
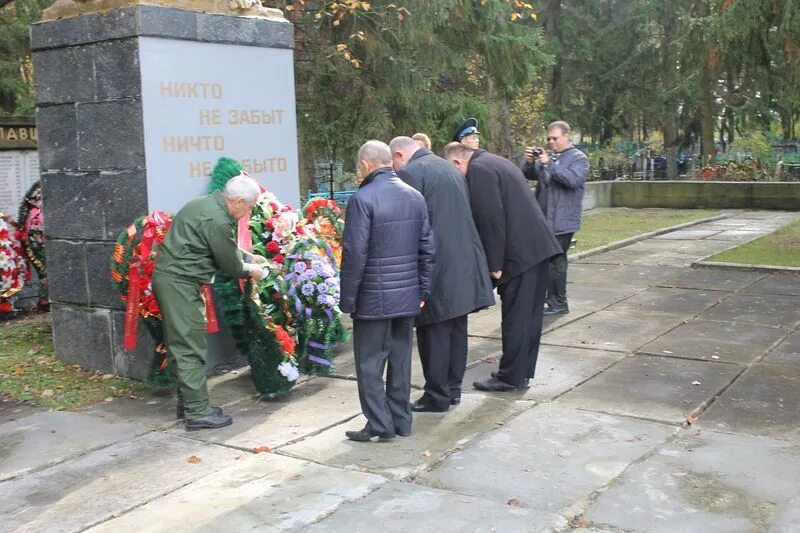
[139,38,300,212]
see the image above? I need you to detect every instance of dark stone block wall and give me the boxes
[31,5,292,378]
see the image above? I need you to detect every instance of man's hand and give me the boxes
[490,271,502,280]
[420,301,426,308]
[251,254,269,264]
[524,147,537,164]
[249,265,265,280]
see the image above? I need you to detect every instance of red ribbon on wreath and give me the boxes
[124,211,222,350]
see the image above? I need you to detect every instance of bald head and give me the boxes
[389,136,421,172]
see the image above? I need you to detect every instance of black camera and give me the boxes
[531,148,543,158]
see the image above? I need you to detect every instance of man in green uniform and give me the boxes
[153,175,266,430]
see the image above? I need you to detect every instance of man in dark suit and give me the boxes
[443,142,562,392]
[340,140,435,441]
[389,136,495,412]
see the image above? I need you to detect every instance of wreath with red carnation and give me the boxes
[0,213,30,320]
[110,211,176,387]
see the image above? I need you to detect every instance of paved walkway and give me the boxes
[2,209,800,532]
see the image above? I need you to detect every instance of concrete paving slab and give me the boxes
[653,229,723,240]
[761,331,800,368]
[605,287,724,318]
[702,229,765,242]
[0,432,242,533]
[576,248,654,265]
[0,411,147,481]
[638,320,786,364]
[280,394,528,480]
[466,308,503,339]
[417,404,673,515]
[306,481,568,532]
[628,251,701,267]
[542,310,683,353]
[169,377,362,451]
[568,284,645,309]
[463,346,623,402]
[556,355,743,424]
[80,390,178,429]
[86,451,387,533]
[331,334,502,386]
[699,292,800,328]
[697,364,800,440]
[742,273,800,297]
[632,239,734,255]
[584,429,800,533]
[567,264,683,288]
[658,268,766,292]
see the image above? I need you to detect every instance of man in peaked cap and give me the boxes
[452,117,481,149]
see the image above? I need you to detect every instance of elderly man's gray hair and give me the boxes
[222,174,261,203]
[357,140,393,165]
[389,136,419,153]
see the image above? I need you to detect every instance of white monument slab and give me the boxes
[139,37,300,213]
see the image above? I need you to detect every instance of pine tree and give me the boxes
[0,0,53,116]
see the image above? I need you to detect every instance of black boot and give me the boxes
[185,412,233,431]
[176,390,222,420]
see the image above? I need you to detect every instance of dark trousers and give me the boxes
[546,232,573,309]
[495,261,549,386]
[353,317,414,436]
[417,314,469,409]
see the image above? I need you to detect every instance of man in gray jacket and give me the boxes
[390,136,495,412]
[523,121,590,316]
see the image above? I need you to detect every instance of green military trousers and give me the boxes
[151,272,212,419]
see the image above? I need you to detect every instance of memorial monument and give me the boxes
[31,0,299,377]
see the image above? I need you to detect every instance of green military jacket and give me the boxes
[154,191,247,284]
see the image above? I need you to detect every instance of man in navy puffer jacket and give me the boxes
[340,140,435,442]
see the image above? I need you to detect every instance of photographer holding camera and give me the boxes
[523,121,590,316]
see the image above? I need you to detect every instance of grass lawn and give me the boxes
[707,219,800,267]
[0,314,148,409]
[571,208,720,255]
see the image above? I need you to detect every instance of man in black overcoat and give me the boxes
[443,142,562,391]
[389,136,495,412]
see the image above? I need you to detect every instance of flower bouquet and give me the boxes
[281,236,343,375]
[0,213,29,320]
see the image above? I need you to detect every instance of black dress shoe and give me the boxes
[396,428,412,437]
[473,377,519,392]
[411,398,449,413]
[345,426,395,442]
[490,371,530,388]
[185,412,233,431]
[543,305,569,316]
[450,396,461,406]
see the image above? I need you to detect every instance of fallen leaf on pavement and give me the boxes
[507,498,522,507]
[253,446,271,453]
[691,381,701,386]
[420,450,431,457]
[686,415,697,425]
[187,455,202,463]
